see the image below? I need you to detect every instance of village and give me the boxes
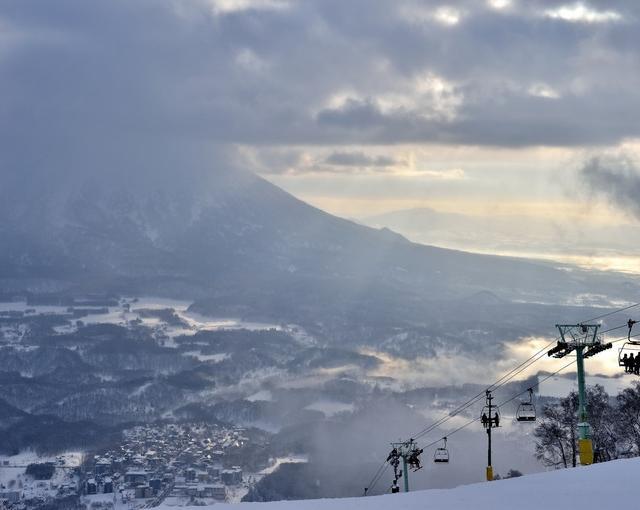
[0,422,284,509]
[81,423,271,508]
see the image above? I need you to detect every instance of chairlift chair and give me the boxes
[480,405,500,428]
[619,343,640,373]
[619,319,640,372]
[516,388,536,422]
[618,344,640,365]
[433,437,449,463]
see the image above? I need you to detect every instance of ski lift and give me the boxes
[618,343,640,366]
[516,388,536,422]
[434,437,449,463]
[619,320,640,374]
[407,445,424,472]
[480,404,500,428]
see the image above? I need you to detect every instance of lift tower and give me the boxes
[548,324,611,466]
[388,439,422,493]
[481,389,499,481]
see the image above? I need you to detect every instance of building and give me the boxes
[0,490,20,503]
[211,484,226,500]
[134,485,153,499]
[221,468,242,486]
[95,459,112,476]
[124,470,148,486]
[86,479,97,495]
[149,478,162,493]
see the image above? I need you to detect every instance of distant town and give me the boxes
[0,422,298,509]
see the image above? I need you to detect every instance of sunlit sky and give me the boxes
[2,0,640,268]
[260,143,634,219]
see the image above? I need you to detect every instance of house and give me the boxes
[0,490,20,503]
[134,485,153,499]
[86,479,97,495]
[196,484,226,499]
[124,469,148,486]
[95,459,112,476]
[149,478,162,493]
[221,468,242,486]
[211,484,226,500]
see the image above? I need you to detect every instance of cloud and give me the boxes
[2,0,640,188]
[237,147,401,175]
[580,155,640,220]
[543,3,622,24]
[528,83,561,99]
[205,0,290,15]
[324,151,396,168]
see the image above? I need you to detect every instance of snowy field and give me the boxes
[159,457,640,509]
[0,297,284,339]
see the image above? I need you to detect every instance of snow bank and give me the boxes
[159,457,640,509]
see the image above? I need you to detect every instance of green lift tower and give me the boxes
[548,323,612,466]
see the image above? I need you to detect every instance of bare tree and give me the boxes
[616,381,640,457]
[534,386,617,468]
[534,399,576,468]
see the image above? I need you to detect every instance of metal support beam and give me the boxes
[575,346,593,465]
[552,324,600,466]
[402,455,409,493]
[485,390,495,481]
[389,440,419,493]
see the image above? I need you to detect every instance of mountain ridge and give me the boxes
[2,169,638,327]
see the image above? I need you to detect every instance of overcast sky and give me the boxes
[2,0,640,259]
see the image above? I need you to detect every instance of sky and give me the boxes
[2,0,640,266]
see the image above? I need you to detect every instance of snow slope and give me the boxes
[160,457,639,509]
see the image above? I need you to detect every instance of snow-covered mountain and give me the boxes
[160,457,639,509]
[1,168,637,317]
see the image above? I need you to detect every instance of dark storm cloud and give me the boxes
[580,155,640,220]
[2,0,640,180]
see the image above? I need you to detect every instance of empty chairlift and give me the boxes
[516,388,536,422]
[433,437,449,464]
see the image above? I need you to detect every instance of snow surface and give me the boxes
[158,457,640,509]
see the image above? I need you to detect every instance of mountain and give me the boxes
[158,456,640,509]
[1,169,638,329]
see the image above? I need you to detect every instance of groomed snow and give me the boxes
[159,457,640,509]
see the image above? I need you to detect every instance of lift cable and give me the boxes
[409,318,635,442]
[363,302,639,493]
[364,461,389,496]
[419,327,640,451]
[366,463,389,495]
[414,320,635,442]
[411,337,572,441]
[581,302,640,323]
[420,358,577,451]
[409,340,556,441]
